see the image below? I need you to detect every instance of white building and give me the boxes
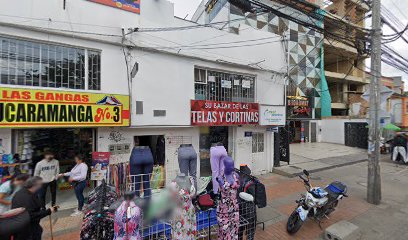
[0,0,287,191]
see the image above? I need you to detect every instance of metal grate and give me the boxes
[194,68,255,103]
[0,36,100,90]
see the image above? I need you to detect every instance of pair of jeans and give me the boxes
[39,180,57,207]
[130,147,154,198]
[178,145,197,186]
[74,181,86,211]
[210,146,228,194]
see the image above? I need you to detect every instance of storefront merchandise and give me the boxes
[114,193,142,240]
[129,146,154,198]
[210,145,228,194]
[81,183,117,240]
[170,174,197,240]
[216,157,240,240]
[177,144,198,186]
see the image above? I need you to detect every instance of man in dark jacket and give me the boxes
[11,176,57,240]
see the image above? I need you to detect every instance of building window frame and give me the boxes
[252,132,265,153]
[194,67,256,103]
[0,35,101,90]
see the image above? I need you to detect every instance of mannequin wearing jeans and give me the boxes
[177,144,197,187]
[130,146,154,198]
[210,143,228,194]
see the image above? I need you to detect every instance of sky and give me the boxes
[168,0,408,83]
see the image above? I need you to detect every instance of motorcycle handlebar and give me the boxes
[299,175,308,182]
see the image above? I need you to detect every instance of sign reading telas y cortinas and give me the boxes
[191,100,259,126]
[0,87,130,128]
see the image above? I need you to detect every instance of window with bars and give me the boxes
[194,67,255,103]
[252,132,264,153]
[0,36,101,90]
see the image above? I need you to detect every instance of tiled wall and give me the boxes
[229,4,323,119]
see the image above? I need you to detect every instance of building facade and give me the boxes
[0,0,287,186]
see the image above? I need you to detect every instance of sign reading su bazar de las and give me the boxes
[0,87,130,128]
[191,100,259,126]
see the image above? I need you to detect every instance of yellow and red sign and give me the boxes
[0,87,130,128]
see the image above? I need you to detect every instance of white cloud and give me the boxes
[167,0,202,18]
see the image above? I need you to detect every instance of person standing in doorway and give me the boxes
[34,151,60,208]
[11,176,58,240]
[59,154,88,216]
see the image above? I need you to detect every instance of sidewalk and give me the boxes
[41,158,408,240]
[273,142,367,177]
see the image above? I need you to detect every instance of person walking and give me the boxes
[0,173,30,214]
[11,176,58,240]
[59,154,88,216]
[34,151,60,208]
[392,132,408,163]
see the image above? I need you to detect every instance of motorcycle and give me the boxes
[286,170,348,234]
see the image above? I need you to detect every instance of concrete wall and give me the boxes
[318,118,367,144]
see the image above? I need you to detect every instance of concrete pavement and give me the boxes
[273,143,367,177]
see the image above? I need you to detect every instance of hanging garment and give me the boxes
[155,136,165,165]
[178,145,198,186]
[130,147,154,198]
[210,146,228,194]
[114,200,142,240]
[170,177,197,240]
[217,174,240,240]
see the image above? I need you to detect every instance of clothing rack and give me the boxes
[96,179,107,240]
[234,168,265,231]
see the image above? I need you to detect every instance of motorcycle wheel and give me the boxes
[287,210,303,234]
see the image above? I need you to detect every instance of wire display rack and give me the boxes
[117,173,258,240]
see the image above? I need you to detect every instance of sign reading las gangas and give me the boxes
[0,88,130,128]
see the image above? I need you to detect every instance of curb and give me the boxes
[273,158,368,177]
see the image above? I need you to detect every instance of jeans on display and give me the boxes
[210,146,228,194]
[178,145,197,186]
[74,181,86,211]
[39,180,57,207]
[130,147,154,198]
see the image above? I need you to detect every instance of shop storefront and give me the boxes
[0,87,130,206]
[286,96,314,143]
[191,99,272,175]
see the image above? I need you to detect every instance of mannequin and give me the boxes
[210,142,228,194]
[216,156,239,240]
[129,136,154,198]
[177,144,197,187]
[171,173,196,240]
[114,192,142,240]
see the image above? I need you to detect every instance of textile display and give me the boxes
[80,183,117,240]
[114,200,142,240]
[150,165,165,190]
[217,174,240,240]
[209,146,227,194]
[177,145,197,186]
[170,176,197,239]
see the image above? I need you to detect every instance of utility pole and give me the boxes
[367,0,382,205]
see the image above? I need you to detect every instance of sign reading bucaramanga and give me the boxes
[0,87,130,128]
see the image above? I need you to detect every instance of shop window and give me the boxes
[194,67,255,103]
[0,36,101,90]
[252,132,264,153]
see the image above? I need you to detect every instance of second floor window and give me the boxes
[0,36,101,90]
[194,68,255,103]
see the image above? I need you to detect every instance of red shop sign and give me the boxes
[191,100,259,126]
